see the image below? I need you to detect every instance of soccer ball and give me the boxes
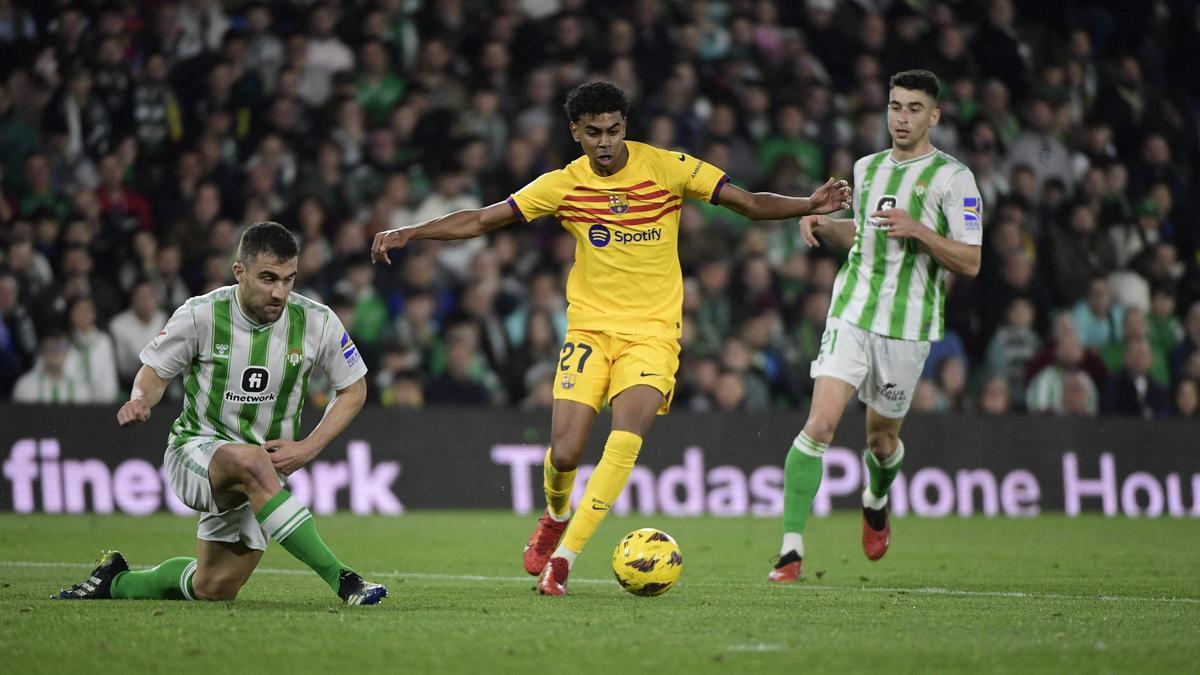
[611,528,683,597]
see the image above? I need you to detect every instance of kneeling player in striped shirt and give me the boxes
[56,222,387,605]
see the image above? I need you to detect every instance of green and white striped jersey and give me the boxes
[139,286,368,448]
[830,149,983,341]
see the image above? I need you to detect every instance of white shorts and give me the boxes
[810,316,932,418]
[164,437,274,551]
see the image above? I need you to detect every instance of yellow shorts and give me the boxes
[551,329,681,415]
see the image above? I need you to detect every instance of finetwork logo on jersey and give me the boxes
[588,224,662,248]
[226,366,276,403]
[867,196,898,229]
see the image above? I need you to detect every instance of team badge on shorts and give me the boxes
[608,194,629,214]
[560,372,577,390]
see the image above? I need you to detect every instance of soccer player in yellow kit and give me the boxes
[371,82,850,595]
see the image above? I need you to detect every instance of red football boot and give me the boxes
[523,511,570,575]
[862,506,890,561]
[538,557,570,596]
[768,552,802,583]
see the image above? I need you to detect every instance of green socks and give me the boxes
[781,432,828,555]
[256,489,351,592]
[863,440,905,510]
[111,557,197,600]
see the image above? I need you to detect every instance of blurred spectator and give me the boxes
[1027,313,1109,395]
[13,331,92,404]
[932,355,968,413]
[1148,285,1182,356]
[1027,329,1099,415]
[1173,378,1199,418]
[0,272,36,396]
[1060,371,1099,417]
[911,378,940,414]
[1108,338,1170,419]
[1100,308,1169,387]
[109,280,167,386]
[1047,204,1116,306]
[425,323,502,405]
[1069,276,1124,349]
[1004,97,1072,191]
[977,375,1011,415]
[66,296,118,403]
[712,369,747,412]
[1168,303,1200,386]
[985,297,1041,404]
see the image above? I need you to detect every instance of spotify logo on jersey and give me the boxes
[241,367,270,393]
[589,224,611,248]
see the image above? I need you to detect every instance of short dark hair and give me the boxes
[237,221,299,264]
[889,69,941,102]
[563,82,629,123]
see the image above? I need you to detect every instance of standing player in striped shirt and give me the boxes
[56,223,388,605]
[372,82,850,595]
[769,70,983,582]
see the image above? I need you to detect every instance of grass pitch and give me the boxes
[1,512,1197,674]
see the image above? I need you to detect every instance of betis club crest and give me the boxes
[287,347,303,366]
[608,194,629,214]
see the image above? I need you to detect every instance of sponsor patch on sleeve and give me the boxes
[340,331,359,366]
[963,197,981,230]
[150,329,168,350]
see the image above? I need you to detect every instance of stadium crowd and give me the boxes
[0,0,1198,419]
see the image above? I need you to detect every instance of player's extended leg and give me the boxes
[861,409,906,561]
[208,443,386,605]
[539,385,661,595]
[770,376,857,583]
[523,399,596,574]
[54,538,259,602]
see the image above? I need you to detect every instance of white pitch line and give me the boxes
[3,560,1198,604]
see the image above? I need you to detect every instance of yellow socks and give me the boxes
[559,430,642,555]
[543,448,577,519]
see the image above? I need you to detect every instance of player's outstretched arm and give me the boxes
[800,215,857,250]
[371,202,517,265]
[716,177,851,221]
[117,365,172,427]
[264,376,367,475]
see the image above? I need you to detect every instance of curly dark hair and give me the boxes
[889,69,941,102]
[237,221,299,264]
[563,81,629,122]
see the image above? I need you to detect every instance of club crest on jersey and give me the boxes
[214,343,230,359]
[914,181,927,198]
[340,331,359,366]
[287,347,303,367]
[608,194,629,214]
[963,197,981,230]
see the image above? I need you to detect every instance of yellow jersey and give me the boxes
[507,141,728,338]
